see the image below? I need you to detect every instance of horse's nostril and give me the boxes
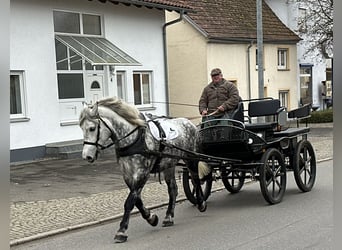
[87,156,94,162]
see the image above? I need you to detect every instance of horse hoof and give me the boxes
[162,215,174,227]
[114,232,128,243]
[147,213,159,227]
[198,201,207,212]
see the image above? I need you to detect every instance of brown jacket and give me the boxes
[199,78,239,116]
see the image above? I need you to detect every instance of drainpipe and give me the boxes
[162,10,184,116]
[247,41,253,99]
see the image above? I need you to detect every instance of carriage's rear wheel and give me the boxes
[293,140,316,192]
[221,169,245,193]
[259,148,286,204]
[182,169,212,205]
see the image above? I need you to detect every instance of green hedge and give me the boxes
[303,109,333,123]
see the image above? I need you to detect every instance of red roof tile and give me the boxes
[105,0,193,12]
[185,0,300,43]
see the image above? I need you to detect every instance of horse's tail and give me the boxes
[198,161,211,179]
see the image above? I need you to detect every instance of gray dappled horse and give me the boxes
[79,97,206,243]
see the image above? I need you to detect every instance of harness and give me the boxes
[83,113,168,181]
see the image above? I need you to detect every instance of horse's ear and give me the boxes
[82,101,88,108]
[89,102,98,117]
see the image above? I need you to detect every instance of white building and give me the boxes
[10,0,191,162]
[265,0,332,110]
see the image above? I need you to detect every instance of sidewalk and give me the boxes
[10,123,333,246]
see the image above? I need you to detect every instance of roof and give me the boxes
[184,0,300,43]
[95,0,193,13]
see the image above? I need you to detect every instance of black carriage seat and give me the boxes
[245,99,285,132]
[273,103,312,138]
[230,101,244,122]
[287,103,311,127]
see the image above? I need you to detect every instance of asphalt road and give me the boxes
[11,160,333,250]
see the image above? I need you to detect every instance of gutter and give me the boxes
[162,10,184,116]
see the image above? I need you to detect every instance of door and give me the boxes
[86,74,104,104]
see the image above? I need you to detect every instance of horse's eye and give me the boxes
[89,127,96,132]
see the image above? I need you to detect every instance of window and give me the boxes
[53,10,101,35]
[278,48,289,70]
[299,65,312,105]
[10,71,27,120]
[298,7,307,33]
[133,72,152,106]
[57,74,84,99]
[83,14,101,35]
[279,90,289,109]
[54,11,103,101]
[116,71,127,101]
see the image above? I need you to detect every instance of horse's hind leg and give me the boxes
[135,196,159,226]
[162,167,178,227]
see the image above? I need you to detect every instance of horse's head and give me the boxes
[79,102,114,163]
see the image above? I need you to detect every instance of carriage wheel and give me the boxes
[182,169,212,205]
[293,140,316,192]
[221,169,245,193]
[259,148,286,204]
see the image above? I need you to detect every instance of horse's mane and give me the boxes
[80,97,145,126]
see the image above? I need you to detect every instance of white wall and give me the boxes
[10,0,167,150]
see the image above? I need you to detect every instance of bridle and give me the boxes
[83,115,142,152]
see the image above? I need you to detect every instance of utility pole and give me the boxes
[257,0,264,99]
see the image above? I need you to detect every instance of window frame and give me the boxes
[279,90,290,110]
[116,71,127,102]
[133,71,153,108]
[53,10,103,36]
[277,48,289,70]
[10,71,28,121]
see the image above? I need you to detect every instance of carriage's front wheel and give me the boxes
[259,148,286,204]
[293,140,316,192]
[221,169,245,193]
[182,169,212,205]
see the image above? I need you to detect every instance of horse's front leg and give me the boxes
[162,166,178,227]
[114,191,137,243]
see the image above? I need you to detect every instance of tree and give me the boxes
[297,0,333,59]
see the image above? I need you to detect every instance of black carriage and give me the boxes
[182,98,316,205]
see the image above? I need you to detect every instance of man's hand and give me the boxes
[218,105,225,112]
[201,110,208,116]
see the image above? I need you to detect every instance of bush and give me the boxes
[303,109,333,123]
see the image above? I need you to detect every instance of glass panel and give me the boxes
[10,75,22,114]
[83,14,101,35]
[56,36,106,64]
[90,81,101,89]
[142,74,150,104]
[300,66,312,105]
[55,39,68,70]
[85,61,93,70]
[133,74,141,105]
[69,50,83,70]
[53,11,80,34]
[117,74,123,99]
[55,35,141,65]
[57,73,84,99]
[72,37,119,63]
